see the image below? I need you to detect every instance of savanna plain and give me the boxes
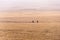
[0,10,60,40]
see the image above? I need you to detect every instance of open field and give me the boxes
[0,11,60,23]
[0,23,60,40]
[0,11,60,40]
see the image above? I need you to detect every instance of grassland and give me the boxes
[0,10,60,40]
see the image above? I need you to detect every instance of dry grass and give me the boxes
[0,11,60,40]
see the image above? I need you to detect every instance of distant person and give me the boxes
[37,20,38,23]
[32,20,34,23]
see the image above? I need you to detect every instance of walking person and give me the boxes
[32,20,34,23]
[37,20,38,23]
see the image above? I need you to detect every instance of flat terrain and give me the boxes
[0,11,60,40]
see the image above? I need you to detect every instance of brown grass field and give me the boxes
[0,11,60,40]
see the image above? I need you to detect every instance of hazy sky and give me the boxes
[0,0,60,11]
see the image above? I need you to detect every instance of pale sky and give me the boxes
[0,0,60,11]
